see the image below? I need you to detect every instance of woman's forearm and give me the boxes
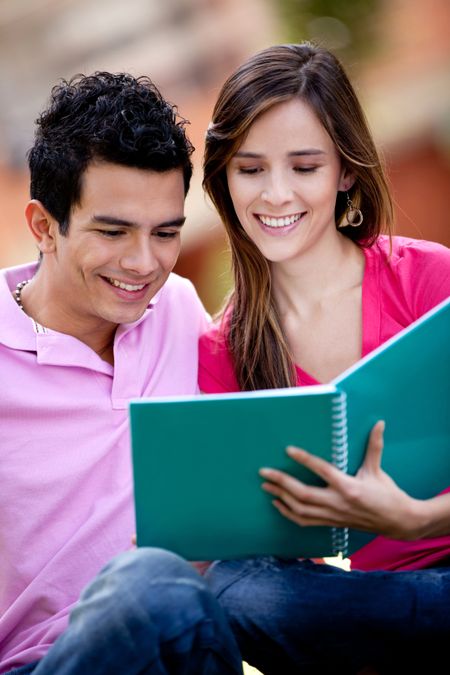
[411,492,450,539]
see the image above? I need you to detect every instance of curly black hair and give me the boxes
[28,72,194,234]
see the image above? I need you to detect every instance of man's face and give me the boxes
[47,161,185,335]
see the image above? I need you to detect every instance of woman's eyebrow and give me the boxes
[233,149,326,158]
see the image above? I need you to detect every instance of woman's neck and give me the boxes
[271,233,364,317]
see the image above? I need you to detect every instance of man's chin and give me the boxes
[99,304,149,327]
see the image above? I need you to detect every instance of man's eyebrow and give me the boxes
[233,149,326,158]
[92,215,186,228]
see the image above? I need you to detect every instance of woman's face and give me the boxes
[226,98,352,264]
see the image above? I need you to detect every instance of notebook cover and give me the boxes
[333,296,450,552]
[131,297,449,560]
[130,385,347,560]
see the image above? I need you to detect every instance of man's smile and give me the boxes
[105,276,147,292]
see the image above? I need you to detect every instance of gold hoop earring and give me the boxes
[341,192,363,227]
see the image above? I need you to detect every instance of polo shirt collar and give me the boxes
[0,262,163,369]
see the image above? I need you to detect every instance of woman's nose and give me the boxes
[261,171,294,206]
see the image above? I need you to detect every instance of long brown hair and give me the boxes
[203,42,393,390]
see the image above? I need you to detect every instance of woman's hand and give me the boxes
[259,421,427,540]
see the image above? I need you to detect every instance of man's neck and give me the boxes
[18,274,117,365]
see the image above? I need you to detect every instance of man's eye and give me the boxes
[154,231,179,239]
[98,229,124,237]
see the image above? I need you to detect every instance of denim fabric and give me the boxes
[8,548,242,675]
[205,557,450,675]
[5,664,39,675]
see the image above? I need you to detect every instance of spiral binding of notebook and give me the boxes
[330,390,349,557]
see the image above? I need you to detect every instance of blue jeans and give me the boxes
[8,548,242,675]
[205,557,450,675]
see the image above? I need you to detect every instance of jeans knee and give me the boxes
[113,551,223,643]
[78,548,202,612]
[73,548,216,642]
[107,547,196,581]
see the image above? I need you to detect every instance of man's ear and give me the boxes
[25,200,59,253]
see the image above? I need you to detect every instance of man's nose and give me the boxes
[120,238,157,276]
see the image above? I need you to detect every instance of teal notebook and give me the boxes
[130,296,450,560]
[333,295,450,553]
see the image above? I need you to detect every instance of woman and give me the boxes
[199,42,450,674]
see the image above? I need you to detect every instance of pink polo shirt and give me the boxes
[0,262,209,673]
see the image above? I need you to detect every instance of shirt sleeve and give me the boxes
[393,238,450,317]
[198,328,240,393]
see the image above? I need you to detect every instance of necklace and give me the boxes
[14,279,30,311]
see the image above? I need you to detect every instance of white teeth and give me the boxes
[259,213,302,228]
[108,278,146,292]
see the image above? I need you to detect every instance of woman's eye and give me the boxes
[238,167,261,175]
[294,166,317,173]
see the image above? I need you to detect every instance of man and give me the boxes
[0,72,242,674]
